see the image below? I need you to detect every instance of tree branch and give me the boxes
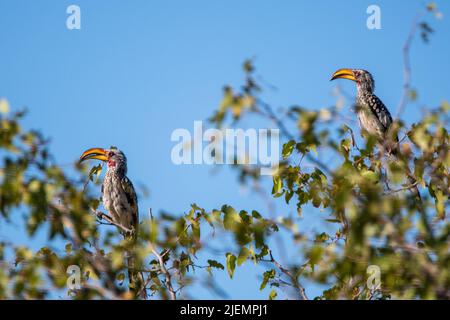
[269,250,308,300]
[150,246,177,300]
[384,181,419,195]
[396,12,422,119]
[91,209,133,234]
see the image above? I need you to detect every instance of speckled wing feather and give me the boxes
[366,93,393,132]
[119,175,144,297]
[120,176,139,232]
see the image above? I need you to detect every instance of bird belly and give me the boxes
[357,107,384,141]
[103,180,134,230]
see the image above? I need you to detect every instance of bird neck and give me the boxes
[106,163,126,177]
[356,82,374,96]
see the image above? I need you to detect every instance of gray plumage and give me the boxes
[353,69,394,143]
[101,149,138,233]
[100,148,143,297]
[80,146,146,298]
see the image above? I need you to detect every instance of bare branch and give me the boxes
[396,12,422,119]
[269,250,308,300]
[384,181,419,195]
[91,209,133,234]
[150,246,177,300]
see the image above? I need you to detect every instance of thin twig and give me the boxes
[160,226,191,259]
[396,13,422,119]
[91,209,132,234]
[255,98,295,141]
[384,181,419,195]
[269,250,308,300]
[150,246,177,300]
[255,98,333,175]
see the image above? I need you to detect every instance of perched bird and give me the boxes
[80,147,138,231]
[331,68,397,153]
[80,147,143,296]
[330,68,420,198]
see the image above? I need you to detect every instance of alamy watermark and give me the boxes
[66,265,81,292]
[366,265,381,290]
[367,5,381,30]
[171,121,280,175]
[66,5,81,30]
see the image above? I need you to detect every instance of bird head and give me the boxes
[80,147,127,174]
[330,68,375,93]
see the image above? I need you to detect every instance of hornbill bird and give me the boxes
[80,147,144,297]
[330,68,420,198]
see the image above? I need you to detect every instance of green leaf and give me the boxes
[273,189,285,198]
[325,219,341,224]
[282,140,296,159]
[207,259,224,270]
[0,99,9,114]
[88,164,103,182]
[191,220,200,241]
[269,289,277,300]
[251,210,262,219]
[441,100,450,112]
[226,253,237,279]
[237,247,250,266]
[340,138,351,156]
[285,190,294,204]
[272,175,283,195]
[223,206,241,230]
[434,190,447,219]
[260,269,275,290]
[65,243,72,253]
[408,89,418,101]
[308,246,324,271]
[243,59,254,73]
[310,145,318,156]
[361,169,378,183]
[312,194,321,208]
[315,232,329,242]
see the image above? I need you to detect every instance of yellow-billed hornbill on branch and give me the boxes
[80,147,138,231]
[331,68,420,198]
[331,68,398,152]
[80,147,144,297]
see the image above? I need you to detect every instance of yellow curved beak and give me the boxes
[80,147,108,162]
[330,68,356,82]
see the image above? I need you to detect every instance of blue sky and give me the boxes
[0,0,449,299]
